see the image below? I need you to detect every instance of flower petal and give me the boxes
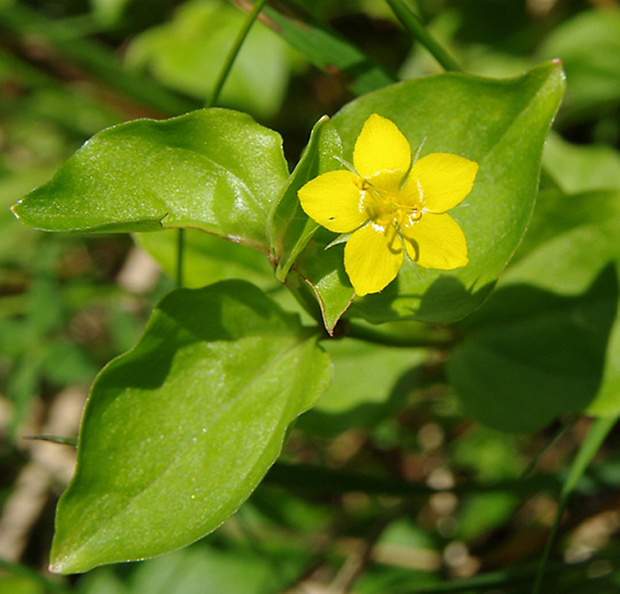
[402,213,468,270]
[353,114,411,188]
[344,222,404,296]
[407,153,478,213]
[298,170,366,233]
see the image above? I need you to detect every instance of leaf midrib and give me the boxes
[60,332,307,566]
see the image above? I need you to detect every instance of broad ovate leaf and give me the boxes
[447,267,618,432]
[497,189,620,419]
[293,61,565,328]
[50,280,331,573]
[12,108,289,251]
[447,185,620,431]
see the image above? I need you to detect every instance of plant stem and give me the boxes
[176,228,185,288]
[346,320,454,348]
[266,460,564,498]
[531,415,618,594]
[385,0,462,72]
[176,0,269,287]
[231,0,395,95]
[209,0,270,108]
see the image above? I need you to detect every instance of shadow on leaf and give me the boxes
[447,264,619,432]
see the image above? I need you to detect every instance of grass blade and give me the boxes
[230,0,396,94]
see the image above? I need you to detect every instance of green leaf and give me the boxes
[12,109,289,251]
[542,133,620,194]
[269,115,343,282]
[135,229,275,290]
[446,266,618,432]
[508,189,620,283]
[531,415,617,593]
[537,8,620,121]
[126,0,291,118]
[293,61,565,327]
[50,280,331,573]
[298,337,425,436]
[292,240,354,334]
[500,189,620,418]
[240,0,396,95]
[124,542,302,594]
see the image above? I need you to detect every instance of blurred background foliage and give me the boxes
[1,0,620,592]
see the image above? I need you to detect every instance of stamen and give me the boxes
[412,137,427,164]
[399,137,427,190]
[334,156,357,174]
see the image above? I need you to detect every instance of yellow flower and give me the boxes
[298,114,479,296]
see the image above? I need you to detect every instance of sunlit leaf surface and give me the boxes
[50,281,331,573]
[293,62,565,328]
[12,109,289,251]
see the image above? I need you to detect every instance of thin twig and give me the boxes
[346,320,455,349]
[385,0,462,72]
[175,0,270,288]
[211,0,270,108]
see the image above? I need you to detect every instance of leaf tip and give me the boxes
[49,543,96,575]
[49,533,93,575]
[10,199,25,221]
[543,58,567,90]
[549,57,566,80]
[48,554,69,575]
[9,198,42,231]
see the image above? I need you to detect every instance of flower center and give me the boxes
[358,177,423,229]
